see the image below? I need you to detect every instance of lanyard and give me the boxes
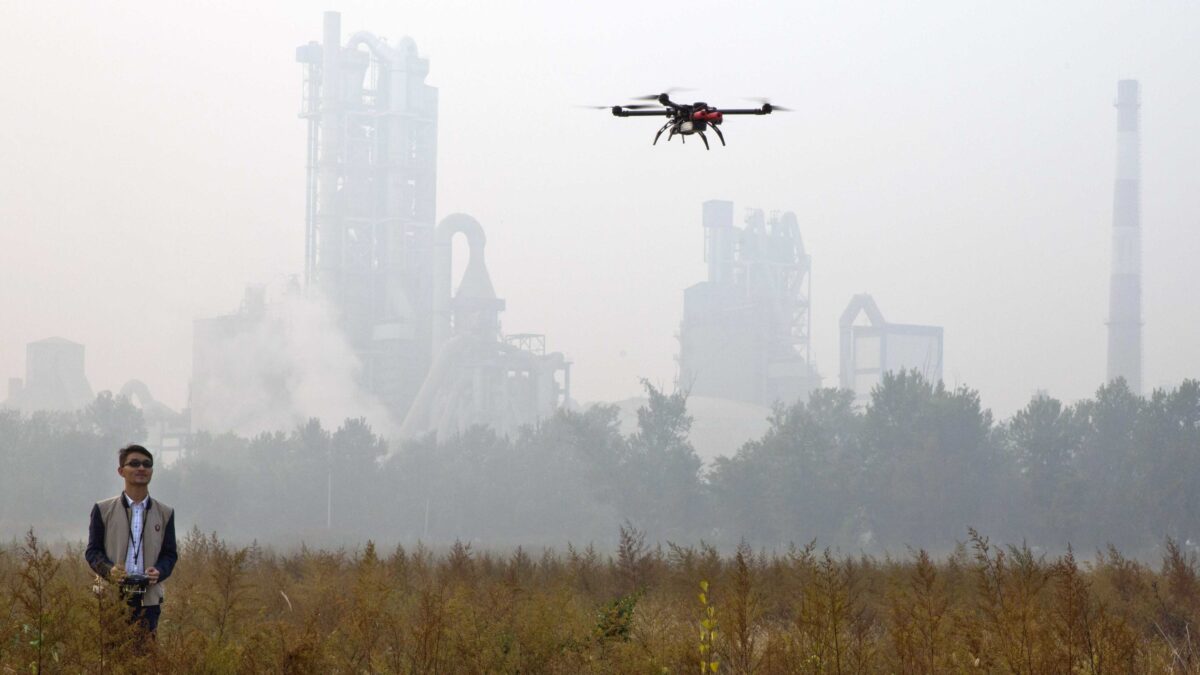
[123,494,150,570]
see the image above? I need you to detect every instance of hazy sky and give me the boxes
[2,0,1198,420]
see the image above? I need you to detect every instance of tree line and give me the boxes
[1,373,1197,554]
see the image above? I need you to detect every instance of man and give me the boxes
[85,444,178,633]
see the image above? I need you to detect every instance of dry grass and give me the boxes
[2,527,1198,674]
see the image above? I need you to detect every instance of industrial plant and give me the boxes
[189,12,569,439]
[8,13,1161,452]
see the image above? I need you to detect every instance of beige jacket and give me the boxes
[86,493,178,606]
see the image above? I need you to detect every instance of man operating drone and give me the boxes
[591,91,790,149]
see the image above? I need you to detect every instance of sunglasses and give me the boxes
[124,459,153,469]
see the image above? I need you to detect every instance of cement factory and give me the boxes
[0,14,1147,447]
[189,12,572,441]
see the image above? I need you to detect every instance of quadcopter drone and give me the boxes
[593,92,790,149]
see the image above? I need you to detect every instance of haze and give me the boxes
[2,0,1198,419]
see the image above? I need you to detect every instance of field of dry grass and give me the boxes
[2,526,1198,674]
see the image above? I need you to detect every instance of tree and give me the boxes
[1007,393,1085,542]
[1131,380,1200,547]
[861,371,996,548]
[709,387,858,546]
[329,418,387,532]
[1074,379,1143,547]
[83,391,146,444]
[499,406,624,543]
[288,418,333,532]
[617,380,703,540]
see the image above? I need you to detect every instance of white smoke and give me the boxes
[190,285,395,437]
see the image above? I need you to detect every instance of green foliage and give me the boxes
[594,592,640,642]
[697,579,719,673]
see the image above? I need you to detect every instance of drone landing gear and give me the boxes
[652,123,724,150]
[652,119,672,145]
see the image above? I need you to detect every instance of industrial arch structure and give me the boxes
[401,214,569,440]
[838,294,943,400]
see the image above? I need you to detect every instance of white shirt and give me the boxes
[123,494,148,574]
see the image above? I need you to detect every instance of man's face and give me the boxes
[118,452,154,487]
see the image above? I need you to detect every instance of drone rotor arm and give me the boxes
[613,107,674,117]
[713,107,771,115]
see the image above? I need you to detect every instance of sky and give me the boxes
[1,0,1198,421]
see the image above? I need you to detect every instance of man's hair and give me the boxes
[118,444,153,467]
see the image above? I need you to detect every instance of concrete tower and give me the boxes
[1106,79,1142,393]
[296,12,439,418]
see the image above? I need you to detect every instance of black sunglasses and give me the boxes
[124,459,153,469]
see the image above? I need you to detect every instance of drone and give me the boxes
[591,92,790,149]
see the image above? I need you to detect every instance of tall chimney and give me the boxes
[1106,79,1142,393]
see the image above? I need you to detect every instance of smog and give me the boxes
[2,2,1198,555]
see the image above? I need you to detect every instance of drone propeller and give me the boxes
[632,87,693,101]
[577,103,663,110]
[744,97,793,112]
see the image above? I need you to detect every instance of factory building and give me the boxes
[838,294,943,401]
[2,337,95,414]
[678,200,821,407]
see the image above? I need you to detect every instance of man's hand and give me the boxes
[108,564,126,583]
[147,567,160,585]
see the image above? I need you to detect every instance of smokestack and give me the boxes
[1106,79,1142,393]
